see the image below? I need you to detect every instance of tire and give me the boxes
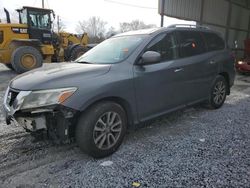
[11,46,43,73]
[207,75,227,109]
[75,101,127,158]
[69,46,87,61]
[4,63,14,70]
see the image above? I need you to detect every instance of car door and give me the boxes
[175,30,216,104]
[133,32,190,121]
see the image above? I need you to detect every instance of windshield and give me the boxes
[29,11,51,29]
[76,35,146,64]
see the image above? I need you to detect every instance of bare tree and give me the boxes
[105,26,117,38]
[76,16,107,43]
[119,22,131,33]
[120,20,156,32]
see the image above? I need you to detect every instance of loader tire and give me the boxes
[69,46,87,61]
[11,46,43,74]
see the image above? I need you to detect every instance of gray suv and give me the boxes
[3,25,235,158]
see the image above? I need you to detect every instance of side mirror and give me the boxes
[141,51,161,65]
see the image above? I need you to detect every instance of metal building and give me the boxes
[159,0,250,58]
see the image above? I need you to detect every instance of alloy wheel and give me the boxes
[213,81,226,105]
[93,111,122,150]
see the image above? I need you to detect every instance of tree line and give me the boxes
[75,16,156,43]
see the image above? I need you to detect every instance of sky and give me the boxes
[0,0,194,33]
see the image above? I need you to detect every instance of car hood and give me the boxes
[10,63,111,91]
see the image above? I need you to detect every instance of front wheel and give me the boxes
[75,102,127,158]
[208,75,227,109]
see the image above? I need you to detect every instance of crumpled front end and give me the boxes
[3,86,79,143]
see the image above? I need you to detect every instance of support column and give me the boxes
[225,0,232,41]
[199,0,205,25]
[160,0,165,27]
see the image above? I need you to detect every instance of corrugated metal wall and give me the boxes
[202,0,229,26]
[162,0,202,21]
[159,0,250,58]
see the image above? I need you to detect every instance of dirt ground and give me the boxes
[0,64,249,188]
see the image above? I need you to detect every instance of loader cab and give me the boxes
[17,6,54,44]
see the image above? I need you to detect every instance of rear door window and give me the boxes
[176,31,206,58]
[202,32,225,51]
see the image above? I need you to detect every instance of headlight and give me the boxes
[238,61,245,65]
[21,87,77,110]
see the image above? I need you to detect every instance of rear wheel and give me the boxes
[75,102,127,158]
[11,46,43,73]
[69,46,86,61]
[207,75,227,109]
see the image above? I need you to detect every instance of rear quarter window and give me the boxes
[202,32,225,51]
[0,31,3,44]
[176,31,206,58]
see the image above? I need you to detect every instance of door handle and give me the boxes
[209,60,216,64]
[174,68,183,73]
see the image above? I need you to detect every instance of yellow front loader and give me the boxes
[0,6,89,73]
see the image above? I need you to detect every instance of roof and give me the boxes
[115,28,163,37]
[114,24,220,38]
[16,6,53,12]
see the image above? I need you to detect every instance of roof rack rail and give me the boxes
[167,24,210,30]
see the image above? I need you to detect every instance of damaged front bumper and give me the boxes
[3,87,79,142]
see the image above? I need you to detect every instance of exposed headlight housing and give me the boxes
[20,87,77,110]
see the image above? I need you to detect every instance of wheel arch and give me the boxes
[78,96,134,129]
[10,39,42,51]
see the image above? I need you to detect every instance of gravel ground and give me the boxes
[0,64,249,188]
